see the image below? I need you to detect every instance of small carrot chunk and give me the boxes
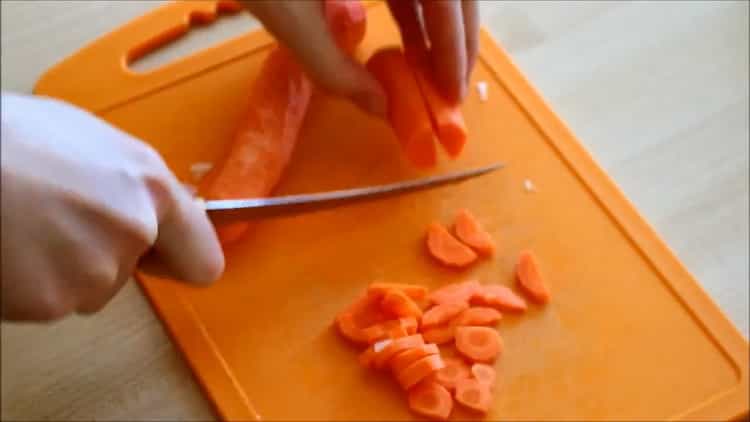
[358,346,378,369]
[454,307,502,327]
[471,363,497,389]
[407,381,453,421]
[381,289,423,319]
[453,209,495,256]
[516,250,551,304]
[362,317,418,343]
[434,357,471,391]
[429,280,481,305]
[373,334,425,369]
[454,378,492,413]
[471,284,527,312]
[390,343,440,374]
[335,312,368,344]
[367,282,428,301]
[422,301,469,329]
[397,354,446,390]
[426,223,478,267]
[421,324,456,345]
[455,326,502,363]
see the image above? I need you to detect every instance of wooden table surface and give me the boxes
[2,1,748,420]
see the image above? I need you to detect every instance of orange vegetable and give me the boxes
[429,280,481,305]
[426,223,478,268]
[358,346,377,369]
[516,250,551,304]
[323,0,366,55]
[362,317,418,343]
[453,209,495,256]
[421,301,469,329]
[397,354,446,390]
[390,343,440,374]
[471,363,497,389]
[335,312,368,344]
[455,326,503,363]
[454,378,492,413]
[366,48,437,167]
[454,307,502,327]
[471,284,527,312]
[367,282,428,301]
[421,324,456,345]
[407,381,453,421]
[381,289,423,319]
[373,334,425,369]
[434,357,471,391]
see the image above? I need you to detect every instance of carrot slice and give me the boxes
[428,280,481,305]
[426,223,478,268]
[434,357,471,391]
[471,284,527,312]
[407,381,453,421]
[381,289,423,319]
[323,0,366,55]
[373,334,425,369]
[390,343,440,374]
[421,301,469,329]
[358,346,378,369]
[516,250,551,304]
[454,378,492,413]
[397,354,446,390]
[471,363,497,389]
[335,312,368,344]
[366,48,437,167]
[362,317,418,343]
[454,307,502,327]
[455,326,502,363]
[453,209,495,256]
[367,282,428,301]
[421,324,456,345]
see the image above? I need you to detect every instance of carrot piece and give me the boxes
[453,209,495,256]
[397,354,446,390]
[516,250,551,304]
[367,282,428,301]
[426,223,478,268]
[407,381,453,421]
[358,346,378,369]
[421,301,469,329]
[471,363,497,389]
[388,324,409,339]
[366,48,437,167]
[335,312,368,344]
[428,280,481,305]
[362,317,418,343]
[381,289,423,319]
[454,378,492,413]
[454,326,503,363]
[390,343,440,374]
[323,0,366,55]
[421,324,456,345]
[471,284,527,312]
[454,307,502,327]
[373,334,425,369]
[434,357,471,391]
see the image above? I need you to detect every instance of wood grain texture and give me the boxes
[1,1,747,420]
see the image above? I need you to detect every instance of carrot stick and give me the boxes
[407,381,453,421]
[471,284,527,312]
[421,324,456,345]
[426,222,478,267]
[390,343,440,374]
[367,282,428,301]
[453,209,495,256]
[421,301,469,329]
[516,250,551,304]
[453,307,502,327]
[381,289,423,319]
[397,354,446,390]
[470,363,497,389]
[428,280,481,306]
[434,357,471,391]
[454,378,492,413]
[373,334,425,369]
[366,48,437,167]
[323,0,366,55]
[454,326,503,363]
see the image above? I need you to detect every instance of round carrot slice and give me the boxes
[471,363,497,389]
[453,209,496,256]
[454,307,502,327]
[390,343,440,374]
[373,334,424,369]
[426,222,478,267]
[421,324,456,345]
[407,381,453,421]
[455,326,502,363]
[397,354,446,390]
[434,357,471,391]
[422,301,469,329]
[454,378,492,413]
[381,289,423,319]
[516,250,551,304]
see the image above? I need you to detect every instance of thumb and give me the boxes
[242,1,386,116]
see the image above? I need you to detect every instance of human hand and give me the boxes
[0,93,224,321]
[242,0,478,115]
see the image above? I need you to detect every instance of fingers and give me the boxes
[462,0,480,83]
[242,1,386,116]
[420,0,467,103]
[386,0,428,64]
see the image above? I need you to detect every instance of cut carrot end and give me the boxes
[516,250,551,304]
[455,326,503,363]
[454,378,492,413]
[407,381,453,421]
[426,223,478,268]
[453,209,496,256]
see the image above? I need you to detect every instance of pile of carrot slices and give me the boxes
[426,209,496,269]
[335,252,550,420]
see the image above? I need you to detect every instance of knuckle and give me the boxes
[36,289,72,321]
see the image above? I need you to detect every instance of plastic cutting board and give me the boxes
[34,1,749,420]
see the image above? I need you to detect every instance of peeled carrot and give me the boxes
[397,354,446,390]
[421,301,469,329]
[407,381,453,421]
[453,209,495,256]
[381,289,423,319]
[390,343,440,374]
[421,324,456,345]
[373,334,425,369]
[454,307,502,327]
[516,250,551,304]
[426,222,478,268]
[367,282,428,301]
[366,48,437,167]
[454,378,492,413]
[471,284,527,312]
[428,280,481,306]
[454,326,503,363]
[323,0,366,55]
[434,357,471,391]
[470,363,497,389]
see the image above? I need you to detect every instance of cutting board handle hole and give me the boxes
[127,4,257,74]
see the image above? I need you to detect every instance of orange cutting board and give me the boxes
[35,1,748,420]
